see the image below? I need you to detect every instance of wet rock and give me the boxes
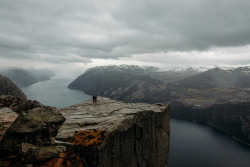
[0,106,66,157]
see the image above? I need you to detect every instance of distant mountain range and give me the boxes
[68,65,250,145]
[0,68,54,87]
[177,67,250,89]
[68,65,250,101]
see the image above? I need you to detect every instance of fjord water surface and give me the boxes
[168,119,250,167]
[22,78,91,108]
[21,79,250,166]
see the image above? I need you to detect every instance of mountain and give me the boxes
[69,65,250,102]
[68,65,164,99]
[69,65,250,145]
[177,67,250,89]
[0,68,54,87]
[0,75,27,98]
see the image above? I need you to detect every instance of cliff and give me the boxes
[55,97,170,167]
[0,75,27,98]
[0,96,170,167]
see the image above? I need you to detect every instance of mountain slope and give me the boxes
[177,67,250,89]
[68,65,164,98]
[0,75,27,98]
[68,65,250,145]
[0,68,54,87]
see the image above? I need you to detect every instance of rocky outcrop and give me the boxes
[0,96,170,167]
[0,106,66,157]
[55,97,170,167]
[0,95,43,113]
[0,107,19,143]
[0,75,26,98]
[0,95,44,146]
[170,102,250,145]
[0,95,66,166]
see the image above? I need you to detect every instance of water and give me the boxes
[168,119,250,167]
[21,78,91,108]
[21,79,250,166]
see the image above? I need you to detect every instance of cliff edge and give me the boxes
[56,97,170,167]
[0,96,170,167]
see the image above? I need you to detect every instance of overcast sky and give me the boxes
[1,0,250,77]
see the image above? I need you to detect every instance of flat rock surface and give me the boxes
[57,97,167,140]
[0,107,18,142]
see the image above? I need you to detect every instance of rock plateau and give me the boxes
[0,96,170,167]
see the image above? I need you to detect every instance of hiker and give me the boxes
[93,95,97,103]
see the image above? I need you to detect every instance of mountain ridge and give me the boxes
[68,65,250,145]
[0,68,54,87]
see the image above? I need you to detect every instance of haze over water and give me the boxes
[22,78,91,108]
[22,78,250,167]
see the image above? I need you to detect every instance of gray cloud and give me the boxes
[0,0,250,67]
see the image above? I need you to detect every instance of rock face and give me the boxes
[0,107,19,143]
[56,97,170,167]
[0,95,44,145]
[0,95,43,113]
[170,102,250,145]
[0,75,27,98]
[0,106,66,157]
[0,96,170,166]
[0,95,66,163]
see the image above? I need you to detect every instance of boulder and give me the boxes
[0,106,66,157]
[0,95,43,114]
[0,107,19,142]
[20,143,66,164]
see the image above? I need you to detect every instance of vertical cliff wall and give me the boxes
[57,97,170,167]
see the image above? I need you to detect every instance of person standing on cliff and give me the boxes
[93,95,97,103]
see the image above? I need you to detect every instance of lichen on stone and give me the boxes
[72,130,106,147]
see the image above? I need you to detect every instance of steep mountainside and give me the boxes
[69,65,250,145]
[68,65,250,103]
[68,65,164,97]
[0,75,26,98]
[0,68,54,87]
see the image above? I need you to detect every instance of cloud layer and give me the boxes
[1,0,250,68]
